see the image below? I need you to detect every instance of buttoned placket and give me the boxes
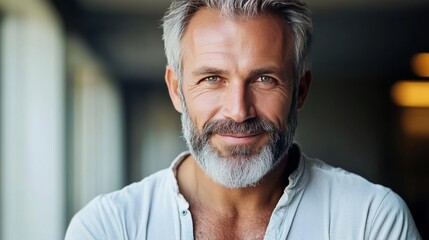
[169,152,195,240]
[264,153,308,240]
[177,194,194,240]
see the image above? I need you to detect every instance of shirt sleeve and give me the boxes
[369,191,421,240]
[65,195,122,240]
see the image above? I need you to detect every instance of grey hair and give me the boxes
[162,0,312,86]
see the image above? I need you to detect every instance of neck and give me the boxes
[177,146,299,216]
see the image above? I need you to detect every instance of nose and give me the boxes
[222,83,256,122]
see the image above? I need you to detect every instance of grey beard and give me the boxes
[180,103,297,189]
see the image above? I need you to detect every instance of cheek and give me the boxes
[185,91,222,129]
[254,91,292,129]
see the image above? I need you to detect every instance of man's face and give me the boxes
[166,9,305,188]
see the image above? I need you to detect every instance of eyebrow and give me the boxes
[192,66,229,77]
[248,67,285,78]
[192,66,286,79]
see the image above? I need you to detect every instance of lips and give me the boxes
[215,132,264,145]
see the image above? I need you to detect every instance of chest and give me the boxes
[191,209,272,240]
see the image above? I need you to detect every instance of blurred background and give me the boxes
[0,0,428,239]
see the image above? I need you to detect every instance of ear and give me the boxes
[165,65,183,113]
[296,70,312,110]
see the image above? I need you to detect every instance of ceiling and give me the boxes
[51,0,429,83]
[76,0,429,12]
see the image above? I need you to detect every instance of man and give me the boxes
[65,0,421,239]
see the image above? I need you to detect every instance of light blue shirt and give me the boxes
[65,147,421,239]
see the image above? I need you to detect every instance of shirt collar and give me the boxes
[168,142,308,195]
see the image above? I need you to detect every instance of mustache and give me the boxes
[202,118,279,137]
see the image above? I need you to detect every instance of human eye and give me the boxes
[258,76,275,83]
[201,75,223,85]
[203,76,220,83]
[254,75,278,88]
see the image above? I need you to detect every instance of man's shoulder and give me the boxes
[301,156,395,210]
[305,156,390,195]
[112,168,171,201]
[290,156,421,239]
[65,168,176,239]
[91,167,173,213]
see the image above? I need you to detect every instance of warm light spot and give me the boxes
[391,81,429,107]
[401,108,429,137]
[411,53,429,77]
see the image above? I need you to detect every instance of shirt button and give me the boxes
[181,210,187,216]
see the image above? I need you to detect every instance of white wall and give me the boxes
[67,37,124,216]
[0,1,125,238]
[0,0,65,239]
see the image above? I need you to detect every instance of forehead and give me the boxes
[181,8,294,72]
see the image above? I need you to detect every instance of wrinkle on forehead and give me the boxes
[181,8,294,78]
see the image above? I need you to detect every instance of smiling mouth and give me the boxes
[215,132,264,144]
[219,132,262,137]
